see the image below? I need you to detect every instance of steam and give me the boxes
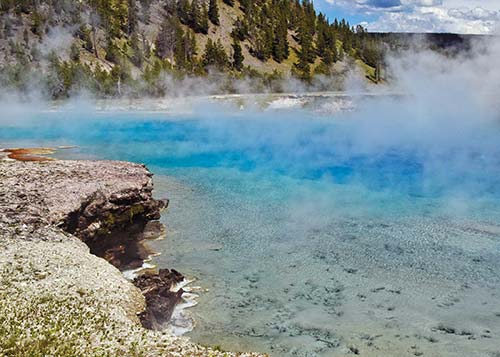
[38,26,76,58]
[1,32,500,220]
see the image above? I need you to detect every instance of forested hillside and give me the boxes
[0,0,384,98]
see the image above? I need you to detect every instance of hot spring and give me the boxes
[2,94,500,356]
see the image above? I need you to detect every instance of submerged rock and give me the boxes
[134,268,185,330]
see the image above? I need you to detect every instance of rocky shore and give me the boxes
[0,159,264,356]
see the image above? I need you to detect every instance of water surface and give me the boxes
[2,98,500,356]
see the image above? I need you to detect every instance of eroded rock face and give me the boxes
[0,160,166,270]
[60,179,167,270]
[0,160,184,328]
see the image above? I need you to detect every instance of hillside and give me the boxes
[0,0,383,98]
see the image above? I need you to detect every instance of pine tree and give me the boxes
[253,30,271,61]
[177,0,191,24]
[202,38,215,67]
[208,0,219,25]
[297,16,314,64]
[104,36,119,63]
[130,31,143,67]
[174,25,186,68]
[239,0,249,11]
[190,0,201,31]
[294,48,311,82]
[272,12,289,62]
[188,0,209,33]
[202,38,228,70]
[200,3,209,34]
[127,0,139,35]
[343,32,352,54]
[214,39,228,68]
[232,38,243,71]
[232,17,249,41]
[184,29,197,70]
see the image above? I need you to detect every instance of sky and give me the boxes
[315,0,500,34]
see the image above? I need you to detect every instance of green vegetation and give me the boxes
[0,0,386,98]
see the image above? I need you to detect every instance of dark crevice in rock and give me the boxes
[61,188,167,271]
[133,269,185,330]
[58,181,185,330]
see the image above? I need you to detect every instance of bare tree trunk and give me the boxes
[92,26,99,58]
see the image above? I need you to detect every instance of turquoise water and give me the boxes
[2,99,500,356]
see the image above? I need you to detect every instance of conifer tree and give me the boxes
[177,0,191,24]
[202,38,215,67]
[294,48,311,82]
[253,30,272,61]
[297,16,314,64]
[208,0,219,26]
[105,36,120,64]
[232,38,244,71]
[184,29,197,70]
[342,33,352,54]
[232,17,249,41]
[190,0,201,30]
[130,31,143,67]
[272,12,289,62]
[200,3,209,34]
[127,0,139,35]
[239,0,249,11]
[202,38,228,70]
[174,25,186,68]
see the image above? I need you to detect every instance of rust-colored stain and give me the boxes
[3,148,56,162]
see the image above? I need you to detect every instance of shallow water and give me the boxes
[2,98,500,356]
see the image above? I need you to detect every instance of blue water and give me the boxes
[2,100,500,356]
[3,108,500,216]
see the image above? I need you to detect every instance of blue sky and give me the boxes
[315,0,500,34]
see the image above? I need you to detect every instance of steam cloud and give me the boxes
[1,33,500,220]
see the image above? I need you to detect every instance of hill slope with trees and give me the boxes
[0,0,386,98]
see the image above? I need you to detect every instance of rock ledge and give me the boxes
[0,159,265,356]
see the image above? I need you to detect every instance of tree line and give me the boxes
[0,0,385,98]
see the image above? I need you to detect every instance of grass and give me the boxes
[355,59,377,82]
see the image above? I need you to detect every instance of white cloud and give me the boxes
[325,0,500,33]
[448,6,499,21]
[366,6,499,33]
